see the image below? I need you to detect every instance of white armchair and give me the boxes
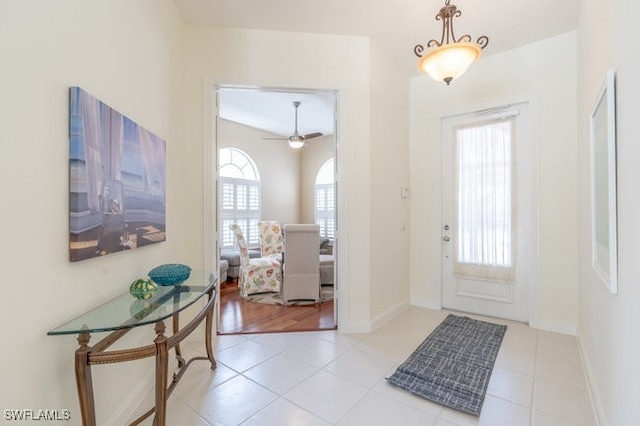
[283,224,321,302]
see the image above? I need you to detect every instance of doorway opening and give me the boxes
[214,86,338,334]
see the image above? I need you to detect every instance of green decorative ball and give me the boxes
[129,278,157,300]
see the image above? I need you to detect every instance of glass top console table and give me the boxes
[48,271,218,426]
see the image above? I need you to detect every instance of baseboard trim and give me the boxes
[338,299,411,334]
[370,298,411,331]
[577,334,607,426]
[410,299,442,311]
[536,320,577,336]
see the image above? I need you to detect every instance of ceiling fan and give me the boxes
[263,101,323,149]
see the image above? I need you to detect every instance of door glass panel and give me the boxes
[453,118,516,283]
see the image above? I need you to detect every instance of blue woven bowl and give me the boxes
[148,263,191,286]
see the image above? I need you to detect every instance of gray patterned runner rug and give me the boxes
[386,314,506,416]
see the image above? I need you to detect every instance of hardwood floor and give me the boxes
[217,279,336,335]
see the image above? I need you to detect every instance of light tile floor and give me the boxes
[136,307,596,426]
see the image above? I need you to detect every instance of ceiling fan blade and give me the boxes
[262,102,323,145]
[304,132,323,140]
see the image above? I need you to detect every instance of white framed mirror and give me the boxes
[590,69,618,294]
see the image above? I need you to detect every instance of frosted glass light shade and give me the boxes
[288,137,305,149]
[418,42,482,84]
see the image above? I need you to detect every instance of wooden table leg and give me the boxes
[153,321,168,426]
[75,332,96,426]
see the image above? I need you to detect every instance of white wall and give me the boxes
[182,27,378,331]
[0,1,186,424]
[301,135,335,223]
[409,32,579,333]
[218,119,300,224]
[368,40,412,325]
[577,0,640,424]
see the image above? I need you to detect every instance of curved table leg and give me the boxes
[204,294,217,370]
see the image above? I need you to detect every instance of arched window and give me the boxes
[314,158,335,238]
[219,148,261,250]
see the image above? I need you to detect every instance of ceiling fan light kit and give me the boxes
[414,0,488,85]
[288,136,305,149]
[264,101,323,149]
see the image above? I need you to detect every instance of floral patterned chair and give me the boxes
[230,223,282,296]
[257,221,284,260]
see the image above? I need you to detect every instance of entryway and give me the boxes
[213,86,339,334]
[440,100,538,322]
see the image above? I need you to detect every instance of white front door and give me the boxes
[441,102,536,322]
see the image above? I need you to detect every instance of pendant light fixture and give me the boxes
[414,0,488,85]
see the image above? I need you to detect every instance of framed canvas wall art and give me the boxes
[69,87,166,262]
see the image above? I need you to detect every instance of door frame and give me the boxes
[433,93,541,327]
[205,83,340,333]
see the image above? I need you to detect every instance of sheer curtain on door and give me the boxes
[453,117,517,283]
